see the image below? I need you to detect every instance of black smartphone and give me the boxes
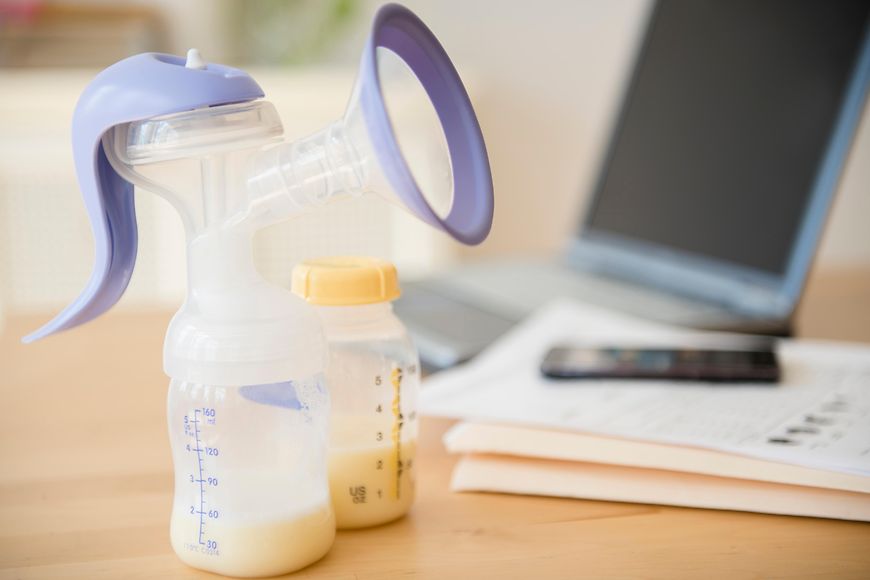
[541,345,780,383]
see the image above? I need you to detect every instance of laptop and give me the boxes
[395,0,870,370]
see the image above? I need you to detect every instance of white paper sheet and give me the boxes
[420,300,870,476]
[451,453,870,522]
[445,422,870,493]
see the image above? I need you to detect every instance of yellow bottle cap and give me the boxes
[291,256,401,306]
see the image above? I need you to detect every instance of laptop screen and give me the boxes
[583,0,870,276]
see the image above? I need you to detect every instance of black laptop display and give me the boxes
[573,0,870,317]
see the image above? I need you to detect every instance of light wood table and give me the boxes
[2,270,869,579]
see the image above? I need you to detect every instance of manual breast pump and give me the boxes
[24,4,492,577]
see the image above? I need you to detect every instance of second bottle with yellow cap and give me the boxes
[292,256,420,529]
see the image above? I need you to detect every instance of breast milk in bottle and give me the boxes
[292,257,420,529]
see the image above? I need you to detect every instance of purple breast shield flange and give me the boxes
[360,3,494,245]
[23,54,264,343]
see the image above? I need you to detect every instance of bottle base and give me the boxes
[329,439,417,530]
[170,502,335,578]
[336,508,410,530]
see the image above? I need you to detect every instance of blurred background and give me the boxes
[1,0,868,321]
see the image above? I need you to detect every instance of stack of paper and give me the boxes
[420,300,870,521]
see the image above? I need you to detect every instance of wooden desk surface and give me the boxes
[2,270,870,579]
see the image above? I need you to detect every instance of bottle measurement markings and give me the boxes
[390,367,404,499]
[186,407,219,553]
[192,408,207,545]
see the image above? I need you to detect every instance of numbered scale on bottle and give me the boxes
[363,365,418,501]
[181,407,221,554]
[328,361,420,529]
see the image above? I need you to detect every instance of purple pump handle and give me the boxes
[360,4,494,245]
[23,54,263,342]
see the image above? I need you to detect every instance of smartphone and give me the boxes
[541,345,780,383]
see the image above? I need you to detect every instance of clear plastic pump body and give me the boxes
[316,303,420,529]
[103,100,367,576]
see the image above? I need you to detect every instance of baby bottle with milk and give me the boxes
[167,377,334,577]
[293,257,420,529]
